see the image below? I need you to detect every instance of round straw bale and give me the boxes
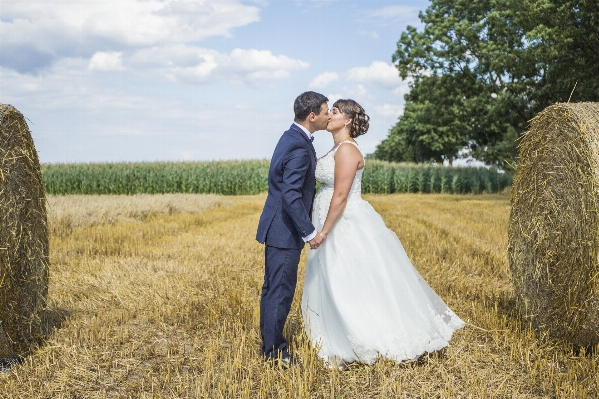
[509,102,599,347]
[0,104,48,358]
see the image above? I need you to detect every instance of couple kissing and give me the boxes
[256,91,465,370]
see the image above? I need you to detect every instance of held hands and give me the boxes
[309,232,327,250]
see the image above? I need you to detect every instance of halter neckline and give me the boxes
[333,140,359,151]
[333,140,364,169]
[317,140,362,162]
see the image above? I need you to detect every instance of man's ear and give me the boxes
[307,112,316,122]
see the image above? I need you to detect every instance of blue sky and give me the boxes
[0,0,431,163]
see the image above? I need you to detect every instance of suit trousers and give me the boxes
[260,245,302,358]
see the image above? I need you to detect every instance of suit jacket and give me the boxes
[256,124,317,249]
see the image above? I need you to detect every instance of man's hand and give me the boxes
[309,232,326,250]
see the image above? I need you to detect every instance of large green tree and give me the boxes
[374,74,471,165]
[374,0,599,167]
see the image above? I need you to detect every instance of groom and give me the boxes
[256,91,330,366]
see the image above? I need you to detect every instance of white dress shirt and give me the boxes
[293,122,314,142]
[293,122,317,242]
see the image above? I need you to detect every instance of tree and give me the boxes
[373,74,472,165]
[376,0,599,168]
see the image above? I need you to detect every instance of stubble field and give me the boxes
[0,192,598,398]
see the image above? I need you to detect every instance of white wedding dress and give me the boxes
[301,141,465,364]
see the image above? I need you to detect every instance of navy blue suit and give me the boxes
[256,123,316,358]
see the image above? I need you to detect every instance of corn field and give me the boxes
[41,161,271,195]
[362,160,512,194]
[42,161,512,196]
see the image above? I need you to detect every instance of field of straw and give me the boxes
[0,192,598,398]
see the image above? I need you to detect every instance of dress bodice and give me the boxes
[315,141,363,195]
[314,141,365,227]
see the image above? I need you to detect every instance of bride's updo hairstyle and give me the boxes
[333,99,370,138]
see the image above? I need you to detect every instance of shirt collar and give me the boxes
[293,122,313,142]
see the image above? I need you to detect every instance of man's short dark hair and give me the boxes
[294,91,328,122]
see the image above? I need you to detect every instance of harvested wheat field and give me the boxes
[0,192,597,398]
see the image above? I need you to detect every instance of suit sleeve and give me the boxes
[281,147,316,239]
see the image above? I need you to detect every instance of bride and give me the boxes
[301,99,465,369]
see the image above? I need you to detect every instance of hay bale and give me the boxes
[0,104,49,359]
[509,102,599,347]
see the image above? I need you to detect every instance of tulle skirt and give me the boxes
[301,190,465,364]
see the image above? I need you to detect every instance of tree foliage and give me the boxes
[374,0,599,168]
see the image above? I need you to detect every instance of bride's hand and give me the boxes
[309,232,327,250]
[316,231,327,247]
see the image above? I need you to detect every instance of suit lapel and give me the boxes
[290,124,317,161]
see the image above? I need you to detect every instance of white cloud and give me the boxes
[179,150,196,161]
[295,0,340,8]
[375,103,404,118]
[89,52,125,72]
[0,0,261,72]
[326,93,344,106]
[346,61,409,94]
[308,72,339,89]
[4,1,260,44]
[221,48,309,85]
[369,5,420,22]
[129,45,309,86]
[393,83,411,97]
[351,84,368,97]
[304,63,409,105]
[358,30,379,40]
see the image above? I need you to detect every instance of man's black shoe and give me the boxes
[279,354,300,368]
[265,353,300,369]
[0,358,18,372]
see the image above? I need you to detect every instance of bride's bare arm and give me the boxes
[320,144,363,236]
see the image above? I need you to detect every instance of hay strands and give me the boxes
[0,104,49,360]
[509,102,599,347]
